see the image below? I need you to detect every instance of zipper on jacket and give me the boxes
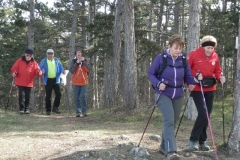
[172,58,176,99]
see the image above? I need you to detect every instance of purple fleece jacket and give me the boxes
[148,49,196,99]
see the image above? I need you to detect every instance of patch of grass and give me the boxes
[90,105,162,124]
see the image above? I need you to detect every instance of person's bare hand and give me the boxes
[41,68,45,74]
[220,76,226,84]
[12,72,17,77]
[158,83,166,91]
[188,85,195,91]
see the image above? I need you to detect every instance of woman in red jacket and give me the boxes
[11,49,42,114]
[188,35,226,151]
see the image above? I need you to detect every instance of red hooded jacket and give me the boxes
[11,57,40,87]
[188,47,222,92]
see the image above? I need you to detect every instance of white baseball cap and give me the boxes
[46,49,54,53]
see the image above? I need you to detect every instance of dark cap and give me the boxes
[75,48,83,54]
[25,49,34,54]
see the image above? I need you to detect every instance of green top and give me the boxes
[47,59,56,78]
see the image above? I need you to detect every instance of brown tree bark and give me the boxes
[156,0,164,44]
[185,0,201,121]
[103,0,124,108]
[173,1,180,34]
[228,14,240,153]
[28,0,35,111]
[123,0,139,110]
[67,0,80,112]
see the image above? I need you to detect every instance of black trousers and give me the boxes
[18,86,32,111]
[45,78,61,112]
[190,91,214,144]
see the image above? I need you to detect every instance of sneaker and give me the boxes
[82,113,88,117]
[46,111,51,115]
[76,114,80,117]
[52,107,61,114]
[199,143,210,151]
[167,152,180,160]
[159,147,167,156]
[24,110,30,114]
[189,140,199,150]
[19,110,24,114]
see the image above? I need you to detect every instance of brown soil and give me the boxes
[0,112,238,160]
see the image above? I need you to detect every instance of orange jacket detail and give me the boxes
[71,64,89,86]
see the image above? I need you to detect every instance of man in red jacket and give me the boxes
[11,49,42,114]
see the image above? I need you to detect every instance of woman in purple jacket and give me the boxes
[148,34,202,160]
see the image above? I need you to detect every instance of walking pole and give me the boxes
[61,70,71,115]
[5,78,14,113]
[65,86,72,115]
[199,80,218,159]
[221,74,225,146]
[138,90,162,147]
[175,89,191,137]
[41,75,44,114]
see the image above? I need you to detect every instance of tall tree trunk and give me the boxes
[28,0,35,111]
[162,3,170,47]
[106,0,124,107]
[222,0,227,12]
[93,55,99,109]
[173,1,180,34]
[81,0,86,47]
[180,0,185,37]
[28,0,34,49]
[123,0,139,110]
[185,0,201,121]
[156,0,164,44]
[67,0,79,112]
[228,14,240,153]
[148,2,153,40]
[102,56,111,107]
[87,0,95,47]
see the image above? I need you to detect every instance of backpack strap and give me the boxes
[157,53,167,76]
[153,53,187,89]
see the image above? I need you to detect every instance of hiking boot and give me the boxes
[76,114,80,117]
[199,143,210,151]
[19,110,24,114]
[52,107,61,114]
[24,110,30,114]
[46,111,51,115]
[82,113,88,117]
[167,152,180,160]
[189,140,199,150]
[159,147,167,156]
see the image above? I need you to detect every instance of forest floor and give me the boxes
[0,108,239,160]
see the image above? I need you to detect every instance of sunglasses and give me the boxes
[47,52,54,55]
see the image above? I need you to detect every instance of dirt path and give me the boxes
[0,112,237,160]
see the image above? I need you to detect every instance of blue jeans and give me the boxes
[73,85,87,115]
